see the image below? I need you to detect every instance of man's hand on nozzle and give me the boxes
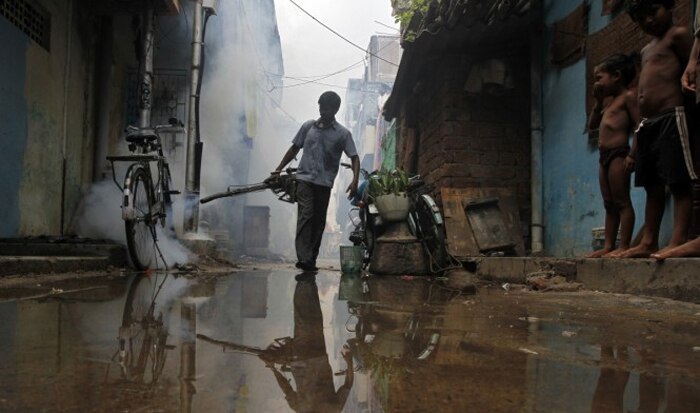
[264,170,282,184]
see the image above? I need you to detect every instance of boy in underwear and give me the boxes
[619,0,698,258]
[586,54,639,258]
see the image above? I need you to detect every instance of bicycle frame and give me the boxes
[107,124,181,224]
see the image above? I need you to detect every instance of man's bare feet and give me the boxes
[586,248,613,258]
[651,237,700,261]
[617,243,658,258]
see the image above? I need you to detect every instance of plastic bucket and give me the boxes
[339,245,363,274]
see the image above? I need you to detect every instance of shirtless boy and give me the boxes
[654,1,700,260]
[586,55,639,258]
[619,0,698,258]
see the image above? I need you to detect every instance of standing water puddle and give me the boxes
[1,269,700,412]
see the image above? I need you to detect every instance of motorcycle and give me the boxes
[343,164,449,273]
[344,164,383,270]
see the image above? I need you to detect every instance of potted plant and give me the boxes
[367,168,411,222]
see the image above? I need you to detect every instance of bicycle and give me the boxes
[107,118,183,270]
[107,273,174,386]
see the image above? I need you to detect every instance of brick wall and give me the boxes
[397,51,532,231]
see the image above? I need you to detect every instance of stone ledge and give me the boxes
[0,256,112,277]
[473,257,577,283]
[471,256,700,304]
[577,258,700,303]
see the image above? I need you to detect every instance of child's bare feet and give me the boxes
[586,248,613,258]
[603,248,627,258]
[651,237,700,261]
[617,243,658,258]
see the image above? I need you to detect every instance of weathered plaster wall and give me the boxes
[541,0,672,256]
[19,1,71,235]
[1,1,98,237]
[0,19,28,237]
[18,1,97,236]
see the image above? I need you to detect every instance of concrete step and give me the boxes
[470,256,700,304]
[0,238,127,276]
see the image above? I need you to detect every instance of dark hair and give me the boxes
[625,0,675,21]
[318,91,341,110]
[597,53,638,87]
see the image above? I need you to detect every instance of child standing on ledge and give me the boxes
[619,0,697,258]
[586,54,639,258]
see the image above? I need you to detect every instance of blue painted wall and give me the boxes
[542,0,672,256]
[0,18,28,237]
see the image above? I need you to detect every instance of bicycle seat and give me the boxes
[125,128,158,143]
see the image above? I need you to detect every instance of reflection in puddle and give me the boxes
[1,269,700,412]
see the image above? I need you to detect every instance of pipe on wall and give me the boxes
[183,0,204,234]
[530,0,544,254]
[93,17,114,182]
[60,0,74,236]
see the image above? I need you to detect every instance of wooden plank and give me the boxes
[441,187,525,257]
[441,188,480,257]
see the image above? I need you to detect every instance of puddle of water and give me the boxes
[1,269,700,412]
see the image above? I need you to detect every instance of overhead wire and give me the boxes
[285,0,399,67]
[265,38,397,90]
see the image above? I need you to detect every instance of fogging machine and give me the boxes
[200,168,297,204]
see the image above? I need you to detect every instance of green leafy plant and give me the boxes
[368,168,410,198]
[393,0,431,26]
[393,0,432,42]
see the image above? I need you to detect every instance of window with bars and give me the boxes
[0,0,51,51]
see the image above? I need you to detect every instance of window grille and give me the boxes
[0,0,51,51]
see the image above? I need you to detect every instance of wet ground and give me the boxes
[1,266,700,412]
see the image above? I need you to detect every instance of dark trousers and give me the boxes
[295,180,331,265]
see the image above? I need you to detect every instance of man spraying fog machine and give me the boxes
[201,91,360,272]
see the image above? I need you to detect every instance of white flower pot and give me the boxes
[375,193,410,222]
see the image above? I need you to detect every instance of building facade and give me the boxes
[383,0,695,257]
[1,0,287,258]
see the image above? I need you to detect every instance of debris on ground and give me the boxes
[526,270,582,292]
[444,269,478,293]
[518,316,540,323]
[561,330,577,338]
[174,262,201,273]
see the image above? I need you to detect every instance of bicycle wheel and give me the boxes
[120,275,167,385]
[412,194,447,270]
[125,167,157,270]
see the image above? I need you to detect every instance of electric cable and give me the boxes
[265,38,396,90]
[286,0,399,67]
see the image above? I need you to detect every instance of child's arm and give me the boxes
[587,101,604,132]
[682,37,700,93]
[587,86,605,133]
[624,89,640,173]
[670,26,693,67]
